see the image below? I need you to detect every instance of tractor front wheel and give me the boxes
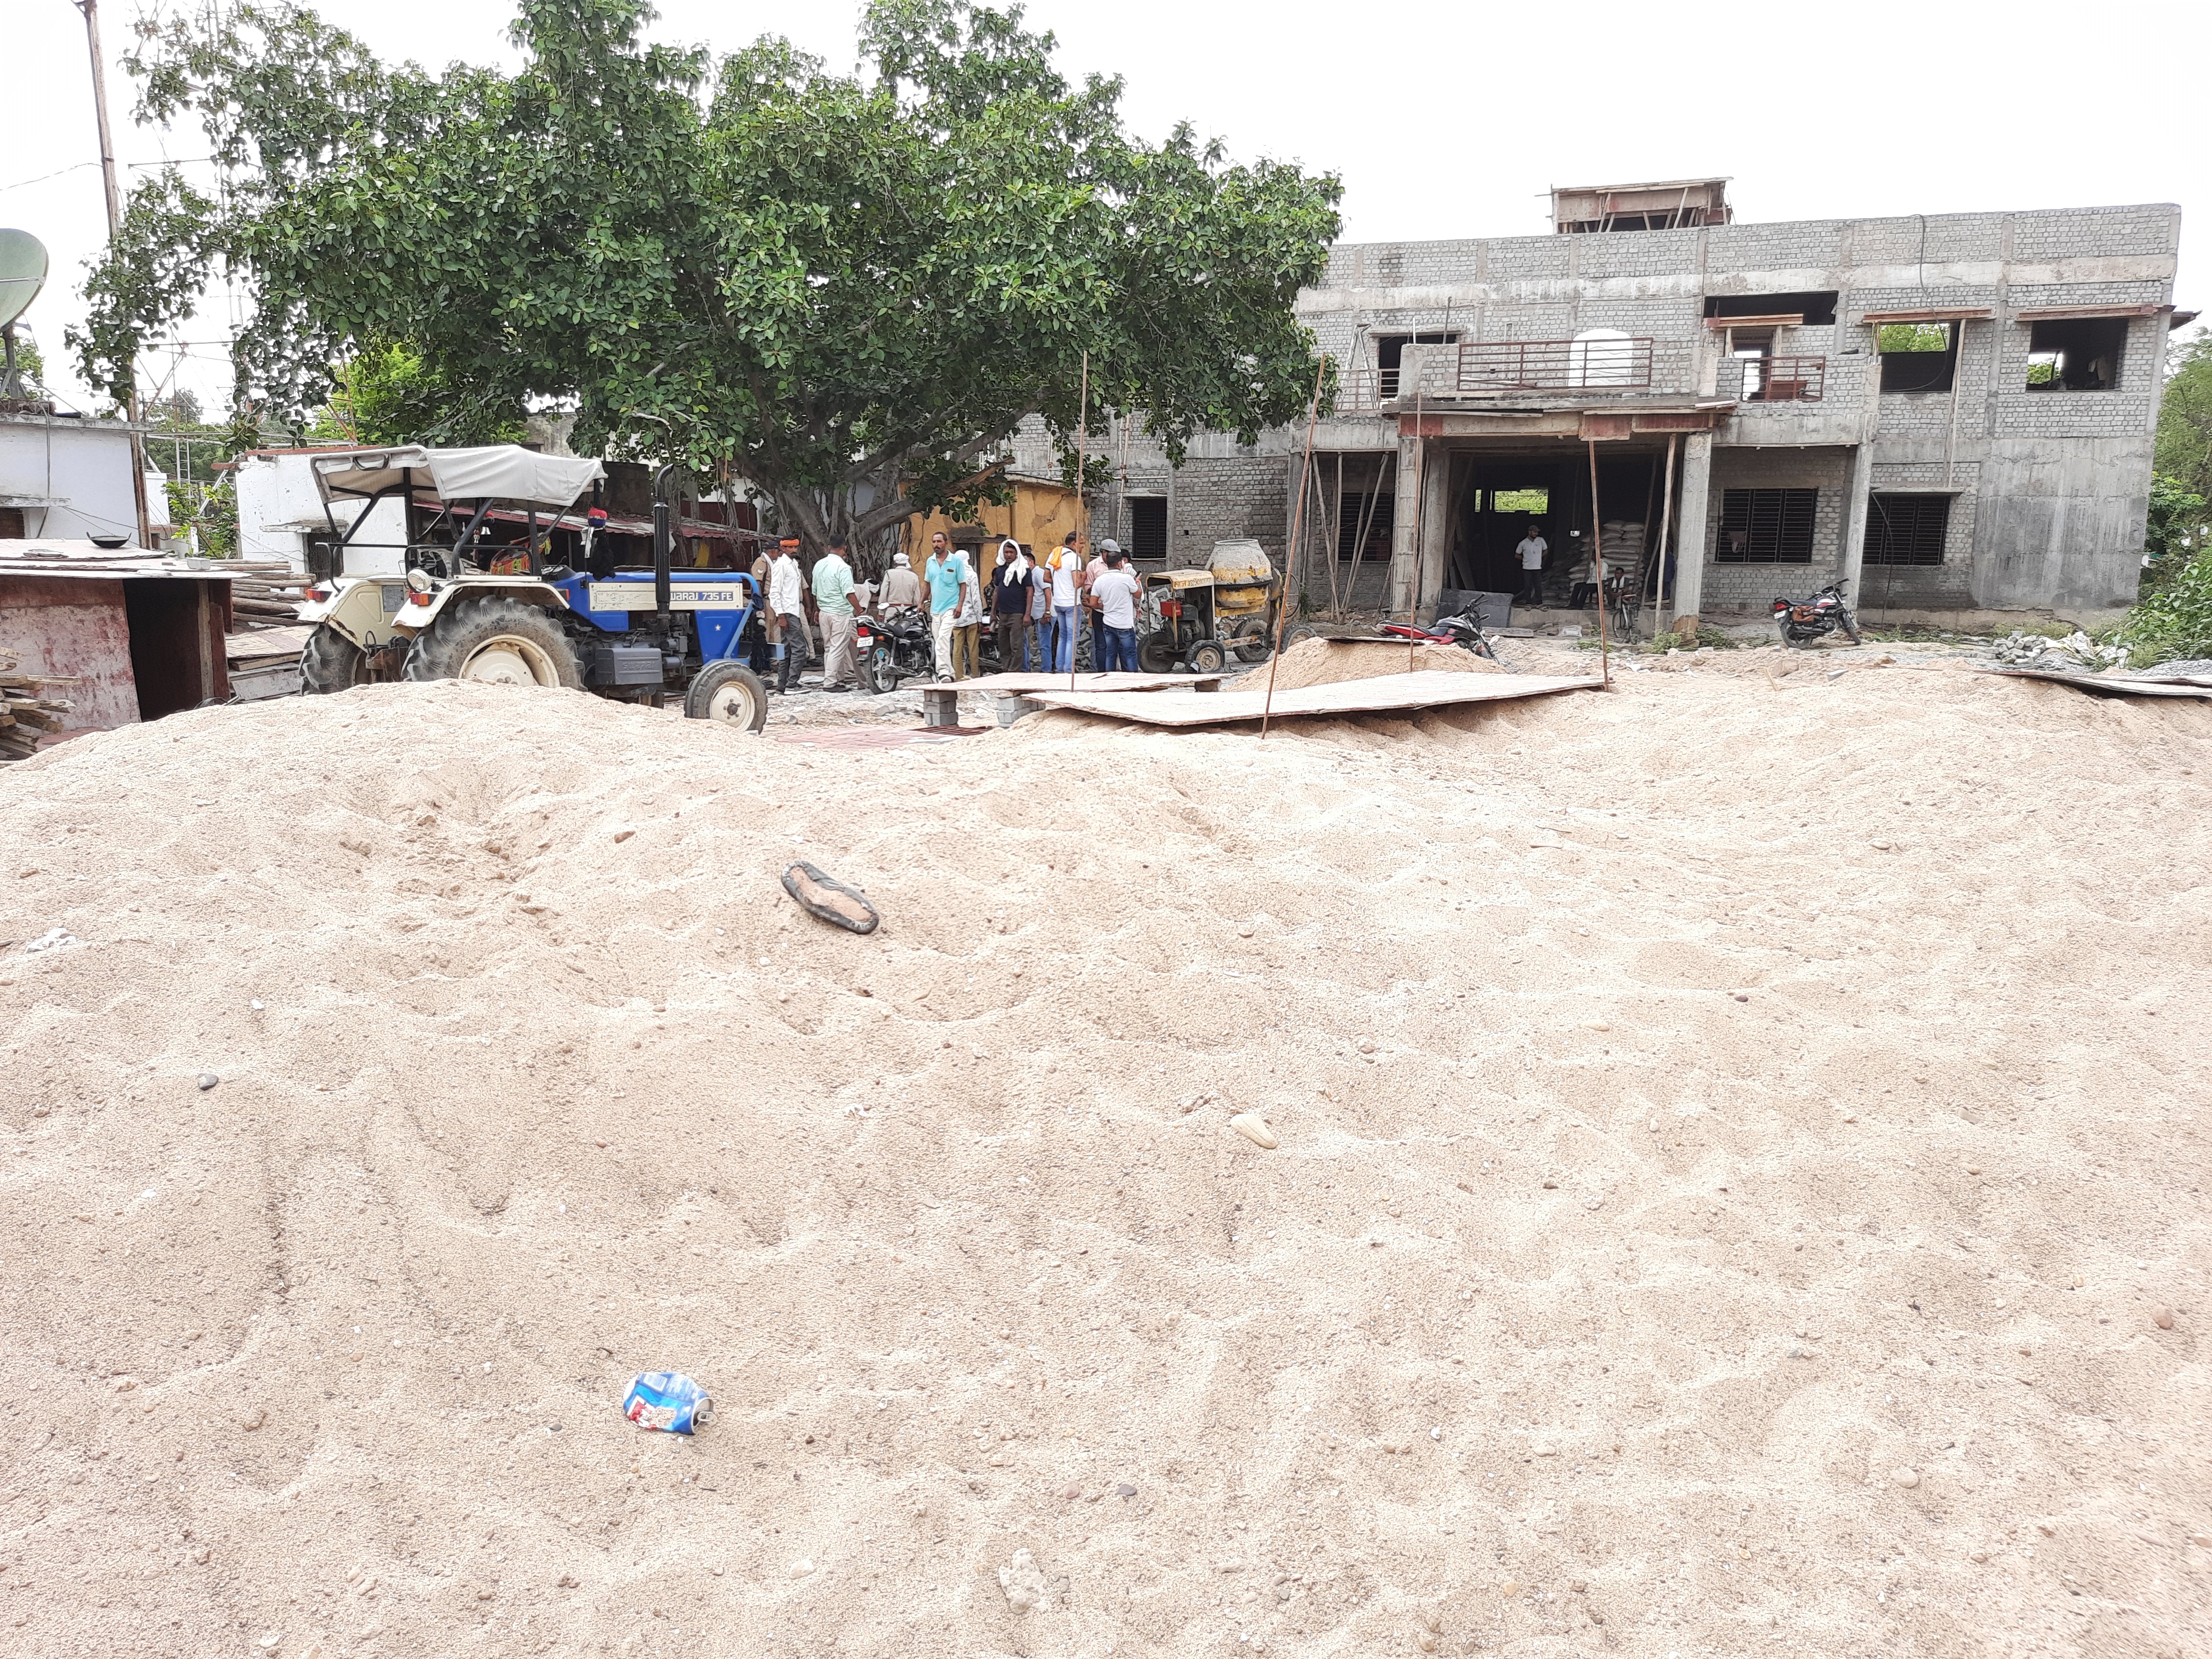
[403,600,583,690]
[684,661,769,731]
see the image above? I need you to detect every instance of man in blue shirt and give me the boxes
[922,531,973,683]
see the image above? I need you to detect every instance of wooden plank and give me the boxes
[2011,303,2166,323]
[1025,670,1602,729]
[1858,308,1993,324]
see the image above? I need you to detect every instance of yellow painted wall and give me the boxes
[901,479,1087,562]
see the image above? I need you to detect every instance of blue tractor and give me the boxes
[297,446,772,731]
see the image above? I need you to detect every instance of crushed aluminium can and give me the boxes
[621,1370,713,1434]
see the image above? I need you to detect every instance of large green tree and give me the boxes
[76,0,1340,552]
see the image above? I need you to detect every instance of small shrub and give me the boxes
[2115,548,2212,667]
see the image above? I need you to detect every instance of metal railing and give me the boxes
[1742,355,1826,403]
[1459,336,1655,392]
[1328,365,1383,413]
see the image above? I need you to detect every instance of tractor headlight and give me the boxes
[405,568,433,596]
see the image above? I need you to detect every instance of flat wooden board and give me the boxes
[951,672,1224,693]
[1979,667,2212,699]
[1025,670,1602,728]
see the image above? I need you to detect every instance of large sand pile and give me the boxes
[4,666,2209,1659]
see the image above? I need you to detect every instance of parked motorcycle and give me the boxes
[858,608,934,691]
[1771,581,1863,647]
[1377,611,1503,664]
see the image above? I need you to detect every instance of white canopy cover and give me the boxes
[310,445,606,510]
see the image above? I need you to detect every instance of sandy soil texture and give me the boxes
[2,662,2208,1659]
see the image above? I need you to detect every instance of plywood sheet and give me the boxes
[1979,667,2212,699]
[1025,669,1602,728]
[952,671,1223,693]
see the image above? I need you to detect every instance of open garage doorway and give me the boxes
[1441,446,1677,621]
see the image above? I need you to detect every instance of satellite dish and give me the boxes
[0,230,50,332]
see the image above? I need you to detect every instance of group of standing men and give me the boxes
[751,525,1148,693]
[917,528,1144,680]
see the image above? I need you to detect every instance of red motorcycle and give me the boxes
[1377,611,1502,664]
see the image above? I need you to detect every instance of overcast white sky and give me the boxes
[7,0,2205,415]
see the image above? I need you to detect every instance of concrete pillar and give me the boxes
[1416,445,1452,620]
[1385,429,1423,616]
[1837,440,1875,610]
[1670,431,1713,634]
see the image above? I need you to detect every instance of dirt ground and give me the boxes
[2,655,2207,1659]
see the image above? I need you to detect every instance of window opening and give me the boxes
[1489,487,1549,516]
[1730,327,1776,400]
[1337,490,1395,562]
[1717,488,1817,564]
[1878,322,1957,394]
[1703,291,1840,327]
[1373,332,1461,400]
[1126,497,1167,562]
[2024,317,2125,392]
[1865,493,1950,566]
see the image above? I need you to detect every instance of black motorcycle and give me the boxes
[1772,580,1863,647]
[858,608,934,691]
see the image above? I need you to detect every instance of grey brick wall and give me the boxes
[1168,455,1286,568]
[1698,448,1852,610]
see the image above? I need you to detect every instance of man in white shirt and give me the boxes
[1515,524,1549,607]
[1088,548,1144,672]
[767,537,810,693]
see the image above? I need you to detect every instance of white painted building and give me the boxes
[0,410,161,543]
[233,447,408,574]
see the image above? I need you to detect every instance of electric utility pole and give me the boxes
[76,0,154,550]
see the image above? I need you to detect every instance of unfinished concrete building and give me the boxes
[1085,181,2187,630]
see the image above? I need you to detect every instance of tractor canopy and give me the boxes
[310,445,606,512]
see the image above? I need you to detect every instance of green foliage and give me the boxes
[164,473,237,557]
[2,328,46,390]
[2141,472,2208,597]
[1877,322,1952,354]
[1643,622,1739,651]
[81,0,1340,550]
[309,341,526,446]
[2154,327,2212,499]
[2115,546,2212,667]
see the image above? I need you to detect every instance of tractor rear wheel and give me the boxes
[403,599,583,690]
[684,661,769,731]
[300,625,371,694]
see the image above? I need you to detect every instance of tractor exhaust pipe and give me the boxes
[651,463,679,620]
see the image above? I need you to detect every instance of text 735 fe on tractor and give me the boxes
[294,443,772,730]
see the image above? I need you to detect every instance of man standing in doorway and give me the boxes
[769,537,810,694]
[812,534,862,692]
[924,530,971,683]
[1089,547,1143,672]
[1515,522,1549,608]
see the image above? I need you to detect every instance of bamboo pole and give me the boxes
[1069,352,1088,690]
[1587,438,1612,689]
[1261,357,1329,739]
